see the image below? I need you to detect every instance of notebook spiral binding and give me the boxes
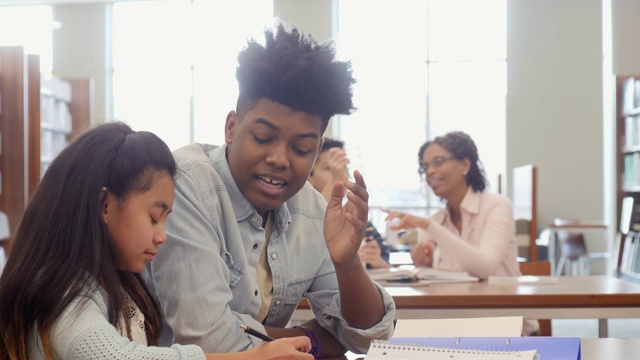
[370,340,527,355]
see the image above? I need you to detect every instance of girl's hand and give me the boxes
[243,336,314,360]
[359,239,391,269]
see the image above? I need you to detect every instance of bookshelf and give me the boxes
[617,75,640,281]
[0,46,92,243]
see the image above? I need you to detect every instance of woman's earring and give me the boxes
[463,171,468,176]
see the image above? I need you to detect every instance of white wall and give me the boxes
[52,3,107,123]
[613,0,640,76]
[274,0,334,43]
[507,0,604,230]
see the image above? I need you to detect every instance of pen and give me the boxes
[240,324,274,342]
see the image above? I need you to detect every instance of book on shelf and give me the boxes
[623,77,638,113]
[623,152,640,189]
[623,115,640,151]
[367,267,479,286]
[620,235,640,279]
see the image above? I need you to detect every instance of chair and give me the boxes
[519,261,552,336]
[512,165,538,261]
[554,230,610,276]
[553,219,609,276]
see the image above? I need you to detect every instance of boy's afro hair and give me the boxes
[236,22,356,123]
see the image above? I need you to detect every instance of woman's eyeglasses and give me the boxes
[418,155,455,175]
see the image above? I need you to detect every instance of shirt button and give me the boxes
[271,253,277,260]
[274,300,281,306]
[254,290,259,296]
[251,215,258,222]
[253,243,258,250]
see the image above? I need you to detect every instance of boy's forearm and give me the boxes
[334,258,386,328]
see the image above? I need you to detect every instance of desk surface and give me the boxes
[333,338,640,360]
[383,275,640,308]
[299,275,640,309]
[293,276,640,331]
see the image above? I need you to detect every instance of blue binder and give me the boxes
[390,337,581,360]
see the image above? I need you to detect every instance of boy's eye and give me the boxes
[293,147,311,156]
[253,135,270,144]
[150,217,158,225]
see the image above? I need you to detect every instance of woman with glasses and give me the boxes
[384,131,539,335]
[385,130,519,277]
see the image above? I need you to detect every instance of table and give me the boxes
[332,338,640,360]
[293,275,640,338]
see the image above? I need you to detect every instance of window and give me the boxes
[336,0,506,231]
[0,5,53,75]
[112,0,272,150]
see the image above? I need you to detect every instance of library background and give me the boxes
[1,1,640,282]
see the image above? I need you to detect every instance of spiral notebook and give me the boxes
[366,340,538,360]
[381,337,581,360]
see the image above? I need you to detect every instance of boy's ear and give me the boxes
[225,111,239,144]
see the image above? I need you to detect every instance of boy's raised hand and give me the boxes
[323,170,369,265]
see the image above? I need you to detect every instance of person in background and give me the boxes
[308,138,391,269]
[0,122,313,360]
[147,22,395,358]
[384,130,539,335]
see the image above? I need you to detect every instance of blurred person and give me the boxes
[308,138,391,269]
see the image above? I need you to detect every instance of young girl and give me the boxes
[0,122,312,359]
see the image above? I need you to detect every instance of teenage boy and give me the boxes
[148,22,395,358]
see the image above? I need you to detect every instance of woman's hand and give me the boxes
[383,210,431,231]
[410,241,434,267]
[358,239,391,269]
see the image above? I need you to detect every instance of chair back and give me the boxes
[519,260,551,276]
[556,231,587,260]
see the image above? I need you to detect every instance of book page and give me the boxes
[367,267,479,285]
[365,340,537,360]
[393,316,524,338]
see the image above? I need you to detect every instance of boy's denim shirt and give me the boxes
[148,143,395,354]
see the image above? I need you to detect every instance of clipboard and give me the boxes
[389,337,581,360]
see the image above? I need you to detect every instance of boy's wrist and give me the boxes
[293,325,322,359]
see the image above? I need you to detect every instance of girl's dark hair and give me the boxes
[235,22,357,132]
[418,131,488,192]
[0,121,176,359]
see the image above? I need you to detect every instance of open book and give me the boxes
[367,267,479,286]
